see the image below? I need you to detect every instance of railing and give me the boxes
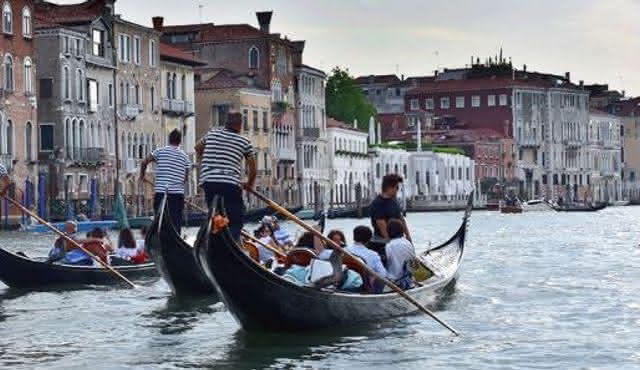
[162,98,194,115]
[67,147,105,162]
[302,127,320,138]
[120,104,140,120]
[519,136,540,147]
[563,139,582,148]
[276,146,296,161]
[0,154,12,173]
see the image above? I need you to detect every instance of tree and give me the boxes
[325,67,377,130]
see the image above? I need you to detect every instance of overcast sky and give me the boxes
[56,0,640,96]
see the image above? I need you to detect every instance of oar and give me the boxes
[241,230,286,258]
[247,188,459,336]
[3,196,137,288]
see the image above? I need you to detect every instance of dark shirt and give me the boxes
[370,195,402,238]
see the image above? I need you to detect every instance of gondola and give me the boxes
[145,197,217,296]
[0,246,157,289]
[552,202,607,212]
[195,194,471,332]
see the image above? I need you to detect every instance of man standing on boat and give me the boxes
[140,129,191,232]
[369,174,412,243]
[0,163,11,197]
[195,112,256,240]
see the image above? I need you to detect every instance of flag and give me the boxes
[114,192,130,229]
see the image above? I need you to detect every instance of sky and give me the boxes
[56,0,640,96]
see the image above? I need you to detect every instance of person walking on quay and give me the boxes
[195,112,256,241]
[369,174,412,243]
[140,129,191,232]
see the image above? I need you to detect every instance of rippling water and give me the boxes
[1,207,639,369]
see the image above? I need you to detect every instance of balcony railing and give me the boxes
[162,98,194,116]
[519,136,540,147]
[119,104,141,120]
[276,146,296,161]
[66,147,105,163]
[302,127,320,138]
[563,139,582,148]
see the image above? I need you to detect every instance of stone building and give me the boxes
[587,110,622,203]
[0,0,38,223]
[607,97,640,200]
[295,64,328,208]
[327,118,371,207]
[34,0,117,219]
[159,42,205,195]
[113,16,161,214]
[194,69,274,209]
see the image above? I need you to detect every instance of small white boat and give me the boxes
[521,199,553,212]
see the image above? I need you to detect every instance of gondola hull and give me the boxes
[196,196,470,332]
[146,198,217,296]
[0,247,157,289]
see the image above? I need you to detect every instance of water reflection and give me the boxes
[142,295,223,335]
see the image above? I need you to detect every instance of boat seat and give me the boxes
[284,248,316,269]
[243,242,260,262]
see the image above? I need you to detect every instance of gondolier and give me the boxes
[370,174,412,243]
[195,112,256,240]
[140,129,191,232]
[0,163,11,196]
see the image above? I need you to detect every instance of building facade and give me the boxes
[1,0,38,223]
[327,118,370,207]
[408,151,475,201]
[369,147,410,201]
[296,64,328,208]
[587,110,622,203]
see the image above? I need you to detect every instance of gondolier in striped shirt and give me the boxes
[195,112,256,240]
[140,129,191,232]
[0,163,10,197]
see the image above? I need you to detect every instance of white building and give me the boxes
[369,146,410,200]
[588,110,623,203]
[327,118,371,206]
[408,151,475,200]
[296,64,329,207]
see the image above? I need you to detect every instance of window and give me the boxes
[40,125,54,151]
[458,167,462,180]
[25,122,32,160]
[119,34,131,62]
[472,95,480,107]
[3,2,12,34]
[88,80,98,112]
[456,96,465,108]
[79,175,88,193]
[108,83,113,107]
[135,84,139,105]
[440,97,450,109]
[166,72,172,98]
[22,7,31,37]
[242,109,248,131]
[450,167,454,180]
[40,78,52,98]
[24,57,32,94]
[76,69,83,101]
[150,86,155,111]
[263,111,269,132]
[488,95,496,106]
[181,75,186,100]
[3,54,13,91]
[425,98,434,110]
[410,99,419,111]
[133,36,141,64]
[252,110,258,131]
[149,40,156,66]
[92,29,104,57]
[249,46,259,69]
[74,38,81,56]
[499,94,507,106]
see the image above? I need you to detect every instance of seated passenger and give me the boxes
[345,226,388,293]
[262,216,294,249]
[254,225,276,263]
[317,229,346,260]
[87,227,115,253]
[385,219,416,289]
[114,228,147,264]
[47,221,78,263]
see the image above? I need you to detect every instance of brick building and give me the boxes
[1,0,38,223]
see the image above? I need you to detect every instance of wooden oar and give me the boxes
[3,196,137,288]
[241,230,286,258]
[247,188,459,336]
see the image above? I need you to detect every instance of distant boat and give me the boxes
[552,202,607,212]
[499,199,522,214]
[26,220,117,233]
[522,199,553,212]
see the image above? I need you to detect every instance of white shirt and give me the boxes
[257,236,276,263]
[384,237,415,281]
[345,242,387,277]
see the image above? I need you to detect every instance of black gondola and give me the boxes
[553,202,607,212]
[195,195,471,332]
[145,197,217,296]
[0,247,157,289]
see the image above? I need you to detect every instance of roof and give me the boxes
[354,74,401,85]
[296,64,326,76]
[34,0,106,27]
[405,76,578,96]
[159,43,207,66]
[607,97,640,117]
[326,117,366,133]
[160,23,214,34]
[197,69,248,90]
[589,108,620,119]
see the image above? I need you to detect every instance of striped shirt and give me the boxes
[151,145,191,194]
[0,164,7,177]
[199,128,255,186]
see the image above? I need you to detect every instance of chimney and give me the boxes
[434,70,439,77]
[622,90,626,97]
[523,64,527,72]
[256,11,273,34]
[579,80,584,87]
[152,16,164,30]
[565,72,570,81]
[401,74,405,81]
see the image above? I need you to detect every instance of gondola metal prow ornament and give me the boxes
[247,188,460,336]
[3,195,138,289]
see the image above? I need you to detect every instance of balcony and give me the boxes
[563,139,582,148]
[67,148,106,166]
[119,104,141,120]
[302,127,320,138]
[519,136,540,148]
[162,98,194,117]
[0,154,13,173]
[276,146,296,162]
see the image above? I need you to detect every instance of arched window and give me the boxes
[76,69,83,101]
[24,57,32,94]
[6,120,12,156]
[78,120,85,150]
[22,7,31,37]
[3,2,12,34]
[148,40,156,67]
[4,54,13,91]
[166,72,171,98]
[64,118,71,158]
[150,86,155,110]
[249,46,259,69]
[89,122,95,147]
[171,73,177,100]
[25,121,32,161]
[181,74,186,100]
[135,84,139,105]
[63,66,70,99]
[71,118,77,156]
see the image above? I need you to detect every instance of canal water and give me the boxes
[0,207,639,369]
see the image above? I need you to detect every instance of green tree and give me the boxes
[325,67,377,130]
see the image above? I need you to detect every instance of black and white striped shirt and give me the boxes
[0,164,7,177]
[151,145,191,194]
[199,128,255,186]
